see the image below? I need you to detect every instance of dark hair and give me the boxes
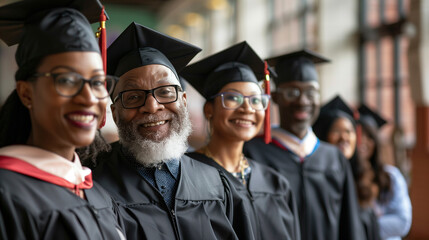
[77,130,111,168]
[0,90,32,147]
[360,122,391,203]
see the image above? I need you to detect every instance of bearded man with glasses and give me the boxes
[90,22,242,240]
[243,50,365,240]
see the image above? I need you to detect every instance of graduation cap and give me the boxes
[0,0,106,46]
[107,22,202,81]
[181,41,275,143]
[0,0,109,128]
[358,104,387,130]
[0,0,107,81]
[181,41,276,99]
[313,95,356,141]
[266,49,330,85]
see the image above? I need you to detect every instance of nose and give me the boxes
[74,82,98,106]
[239,97,255,113]
[139,93,164,114]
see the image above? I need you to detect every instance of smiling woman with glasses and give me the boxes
[181,41,301,240]
[0,2,125,239]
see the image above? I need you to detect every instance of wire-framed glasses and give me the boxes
[32,72,116,99]
[210,92,270,111]
[113,84,183,109]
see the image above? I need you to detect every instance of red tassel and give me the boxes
[97,6,107,129]
[263,61,272,144]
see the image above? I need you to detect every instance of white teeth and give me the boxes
[69,115,94,123]
[234,119,252,125]
[142,121,166,127]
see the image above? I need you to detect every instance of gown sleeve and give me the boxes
[339,155,366,240]
[377,165,412,239]
[0,187,39,240]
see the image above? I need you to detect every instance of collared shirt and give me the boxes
[271,127,319,161]
[137,159,180,210]
[0,145,91,185]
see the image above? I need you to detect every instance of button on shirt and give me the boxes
[137,159,180,210]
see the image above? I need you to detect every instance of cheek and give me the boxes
[327,133,339,144]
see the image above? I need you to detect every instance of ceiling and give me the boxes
[102,0,173,13]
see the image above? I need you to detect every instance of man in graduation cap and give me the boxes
[243,50,365,240]
[91,22,239,240]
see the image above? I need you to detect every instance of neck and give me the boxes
[202,135,244,173]
[280,123,308,139]
[27,133,75,161]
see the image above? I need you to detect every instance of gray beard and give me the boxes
[116,104,192,167]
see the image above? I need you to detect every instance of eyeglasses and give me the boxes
[276,87,320,102]
[210,92,270,111]
[32,72,116,99]
[113,85,183,109]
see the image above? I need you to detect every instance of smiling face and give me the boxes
[111,64,191,166]
[326,117,357,159]
[205,81,265,142]
[273,81,320,138]
[17,51,106,153]
[111,64,186,142]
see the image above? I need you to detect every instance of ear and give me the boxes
[110,103,118,125]
[16,81,33,108]
[203,102,213,120]
[181,91,187,107]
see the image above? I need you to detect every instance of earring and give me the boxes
[27,104,32,109]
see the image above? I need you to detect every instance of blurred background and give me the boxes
[0,0,428,238]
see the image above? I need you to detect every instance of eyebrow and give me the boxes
[223,88,261,95]
[49,66,104,74]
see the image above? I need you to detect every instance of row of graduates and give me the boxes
[0,0,410,239]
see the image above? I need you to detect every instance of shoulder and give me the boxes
[178,155,227,200]
[383,165,408,189]
[249,160,292,193]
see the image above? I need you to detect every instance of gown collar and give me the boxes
[272,127,319,159]
[0,145,91,185]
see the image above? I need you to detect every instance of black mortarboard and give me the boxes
[0,0,106,46]
[181,41,276,100]
[0,0,106,81]
[313,95,356,141]
[107,22,202,80]
[358,104,387,129]
[266,49,330,85]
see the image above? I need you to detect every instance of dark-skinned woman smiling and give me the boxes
[0,1,125,239]
[182,41,300,240]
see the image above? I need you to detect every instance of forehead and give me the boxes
[332,116,355,128]
[276,80,319,90]
[116,64,179,91]
[219,81,262,94]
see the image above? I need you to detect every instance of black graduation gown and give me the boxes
[92,141,239,240]
[186,152,301,240]
[243,137,365,240]
[0,169,124,240]
[360,207,381,240]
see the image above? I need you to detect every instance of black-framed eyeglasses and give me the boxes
[276,87,320,102]
[210,92,270,111]
[113,84,183,109]
[32,72,116,99]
